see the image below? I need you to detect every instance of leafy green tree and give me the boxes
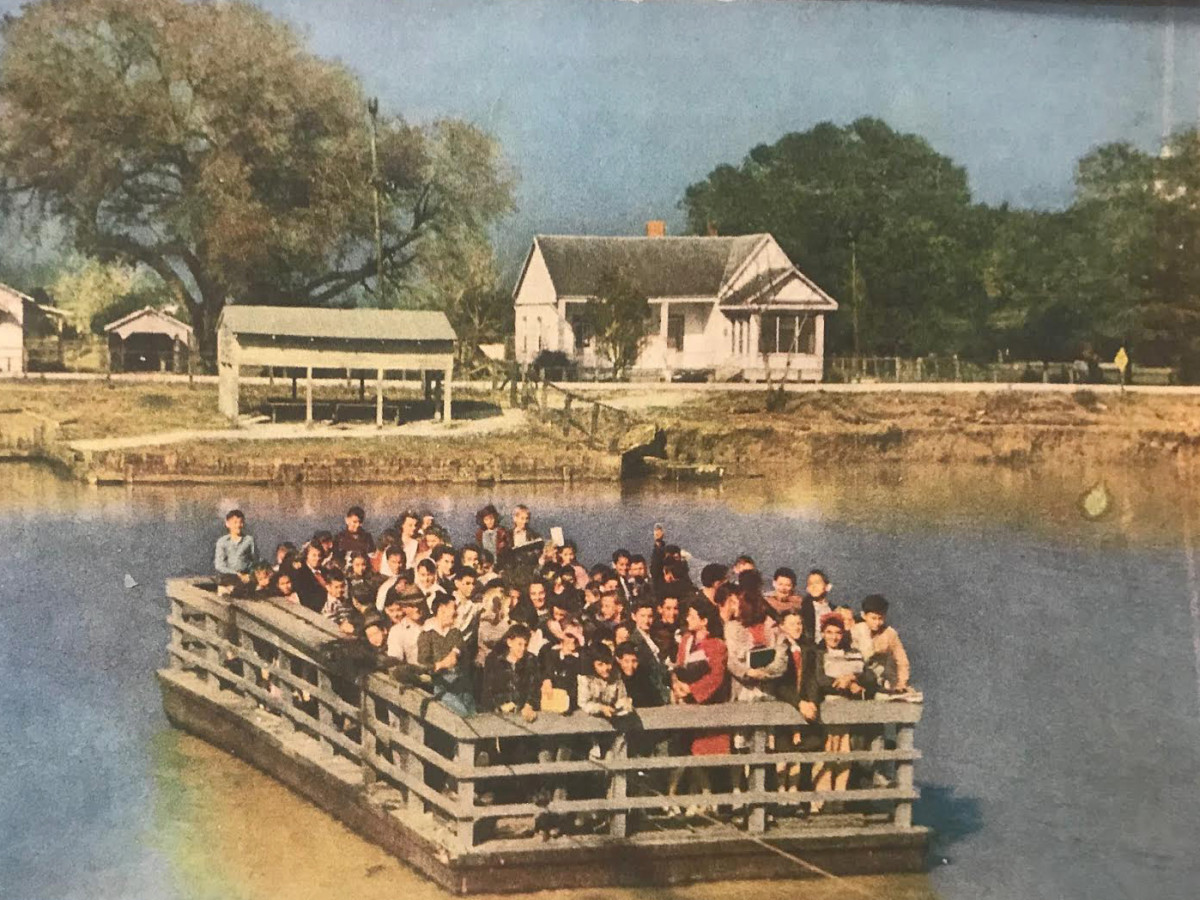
[681,118,988,357]
[1072,134,1200,369]
[403,229,512,364]
[0,0,514,366]
[582,269,651,377]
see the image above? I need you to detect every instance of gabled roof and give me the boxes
[104,306,193,339]
[0,282,68,319]
[531,234,769,299]
[219,305,456,343]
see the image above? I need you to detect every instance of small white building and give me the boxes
[104,306,195,372]
[0,283,25,375]
[512,229,838,381]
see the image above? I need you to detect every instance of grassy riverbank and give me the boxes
[651,389,1200,470]
[6,380,1200,482]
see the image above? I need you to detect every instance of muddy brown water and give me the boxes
[1,460,1198,900]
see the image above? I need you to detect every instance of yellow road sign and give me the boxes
[1114,347,1129,373]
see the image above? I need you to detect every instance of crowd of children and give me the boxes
[214,503,914,817]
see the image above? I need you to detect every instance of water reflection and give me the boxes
[153,734,938,900]
[4,460,1200,900]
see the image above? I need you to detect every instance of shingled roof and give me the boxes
[534,234,769,298]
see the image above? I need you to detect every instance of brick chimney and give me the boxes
[645,220,666,238]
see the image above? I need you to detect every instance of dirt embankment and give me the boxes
[80,431,622,486]
[655,390,1200,472]
[9,381,1200,483]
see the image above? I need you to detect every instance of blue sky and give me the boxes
[252,0,1200,268]
[4,0,1200,275]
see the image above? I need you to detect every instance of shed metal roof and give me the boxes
[220,306,456,343]
[534,234,768,298]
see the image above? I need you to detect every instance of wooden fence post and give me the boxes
[609,737,628,838]
[895,724,915,828]
[455,740,477,851]
[747,727,768,833]
[168,598,185,670]
[316,670,336,755]
[361,686,378,786]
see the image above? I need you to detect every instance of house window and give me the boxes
[568,311,591,352]
[759,313,815,354]
[667,313,685,352]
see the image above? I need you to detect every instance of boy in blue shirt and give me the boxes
[214,509,258,590]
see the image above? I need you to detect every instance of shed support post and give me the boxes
[376,368,384,427]
[305,367,314,426]
[443,366,453,423]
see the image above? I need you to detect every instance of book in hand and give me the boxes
[541,685,571,714]
[509,538,545,563]
[747,647,776,669]
[879,689,924,703]
[675,647,710,684]
[822,649,864,680]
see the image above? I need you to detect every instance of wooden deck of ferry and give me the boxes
[158,577,929,893]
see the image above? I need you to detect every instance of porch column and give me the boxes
[376,368,384,427]
[659,300,670,375]
[443,366,453,423]
[305,366,313,426]
[749,315,761,360]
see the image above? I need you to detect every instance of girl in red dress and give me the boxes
[670,601,731,808]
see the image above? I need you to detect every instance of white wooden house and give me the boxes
[0,283,24,375]
[512,230,837,381]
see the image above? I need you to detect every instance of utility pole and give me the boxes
[367,97,385,306]
[850,236,861,359]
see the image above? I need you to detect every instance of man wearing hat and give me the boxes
[385,586,426,666]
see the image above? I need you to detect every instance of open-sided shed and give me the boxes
[104,306,194,372]
[217,306,457,425]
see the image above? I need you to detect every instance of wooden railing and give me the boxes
[165,577,924,857]
[526,381,660,454]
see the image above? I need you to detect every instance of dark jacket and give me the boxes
[774,638,821,707]
[622,667,665,708]
[481,651,542,712]
[334,527,375,560]
[292,566,327,613]
[539,645,582,711]
[630,628,671,705]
